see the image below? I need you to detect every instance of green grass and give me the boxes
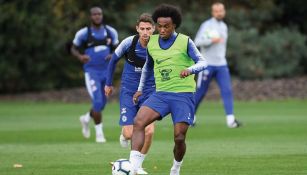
[0,100,307,175]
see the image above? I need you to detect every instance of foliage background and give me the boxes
[0,0,306,93]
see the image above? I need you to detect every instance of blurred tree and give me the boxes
[0,0,306,93]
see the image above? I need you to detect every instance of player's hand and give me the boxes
[211,37,223,44]
[104,85,113,97]
[78,55,90,63]
[106,38,112,45]
[180,69,191,78]
[133,91,142,105]
[105,54,112,60]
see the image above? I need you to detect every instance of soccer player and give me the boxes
[129,4,207,175]
[194,2,241,128]
[104,13,155,175]
[71,7,118,143]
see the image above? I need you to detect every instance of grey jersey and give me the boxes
[194,17,228,66]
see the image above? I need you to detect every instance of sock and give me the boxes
[139,153,146,168]
[95,123,104,136]
[226,114,235,125]
[129,150,143,172]
[84,112,91,123]
[171,159,183,172]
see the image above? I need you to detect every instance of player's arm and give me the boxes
[133,52,154,104]
[105,37,132,97]
[105,25,119,60]
[71,29,90,63]
[180,39,207,78]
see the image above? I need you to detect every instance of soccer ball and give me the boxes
[112,159,133,175]
[205,29,220,39]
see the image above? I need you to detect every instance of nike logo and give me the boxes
[156,57,171,64]
[127,58,134,63]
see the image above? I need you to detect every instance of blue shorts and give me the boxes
[142,91,195,125]
[119,87,154,126]
[85,71,107,112]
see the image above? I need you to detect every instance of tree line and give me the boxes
[0,0,306,93]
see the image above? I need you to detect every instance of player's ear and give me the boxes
[136,26,139,32]
[152,25,155,32]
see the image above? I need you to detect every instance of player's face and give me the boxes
[156,17,176,39]
[90,8,103,26]
[212,4,226,20]
[136,22,155,42]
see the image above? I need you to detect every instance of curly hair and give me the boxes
[152,4,182,29]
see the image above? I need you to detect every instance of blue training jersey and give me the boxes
[73,25,119,73]
[106,35,155,92]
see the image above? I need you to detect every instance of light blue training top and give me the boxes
[194,17,228,66]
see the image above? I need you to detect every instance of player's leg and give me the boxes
[141,122,155,154]
[79,72,94,139]
[119,89,138,147]
[130,106,160,174]
[169,92,194,175]
[216,66,241,128]
[86,72,107,142]
[120,125,133,148]
[130,92,168,174]
[170,122,189,175]
[194,67,214,125]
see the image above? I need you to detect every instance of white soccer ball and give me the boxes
[205,29,220,38]
[112,159,133,175]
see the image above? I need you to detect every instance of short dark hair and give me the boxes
[152,4,182,29]
[89,6,102,15]
[137,13,154,26]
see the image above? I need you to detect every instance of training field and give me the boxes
[0,100,306,175]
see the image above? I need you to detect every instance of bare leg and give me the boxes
[90,109,101,124]
[170,122,189,175]
[173,122,189,161]
[130,106,160,173]
[122,123,154,154]
[131,106,160,151]
[141,123,155,154]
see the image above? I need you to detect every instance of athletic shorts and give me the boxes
[142,91,195,125]
[119,87,154,126]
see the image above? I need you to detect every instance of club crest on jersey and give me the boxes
[122,115,127,122]
[159,69,172,81]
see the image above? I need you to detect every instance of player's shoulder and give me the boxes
[74,27,88,40]
[120,35,135,46]
[115,35,136,54]
[75,27,88,35]
[204,18,215,25]
[105,25,118,33]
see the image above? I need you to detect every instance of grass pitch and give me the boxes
[0,100,306,175]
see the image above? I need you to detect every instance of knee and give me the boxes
[174,133,186,145]
[122,129,133,139]
[145,125,155,137]
[133,114,146,129]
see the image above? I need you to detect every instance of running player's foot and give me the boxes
[79,115,90,138]
[137,167,148,174]
[170,167,180,175]
[96,134,106,143]
[119,134,129,148]
[227,119,241,128]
